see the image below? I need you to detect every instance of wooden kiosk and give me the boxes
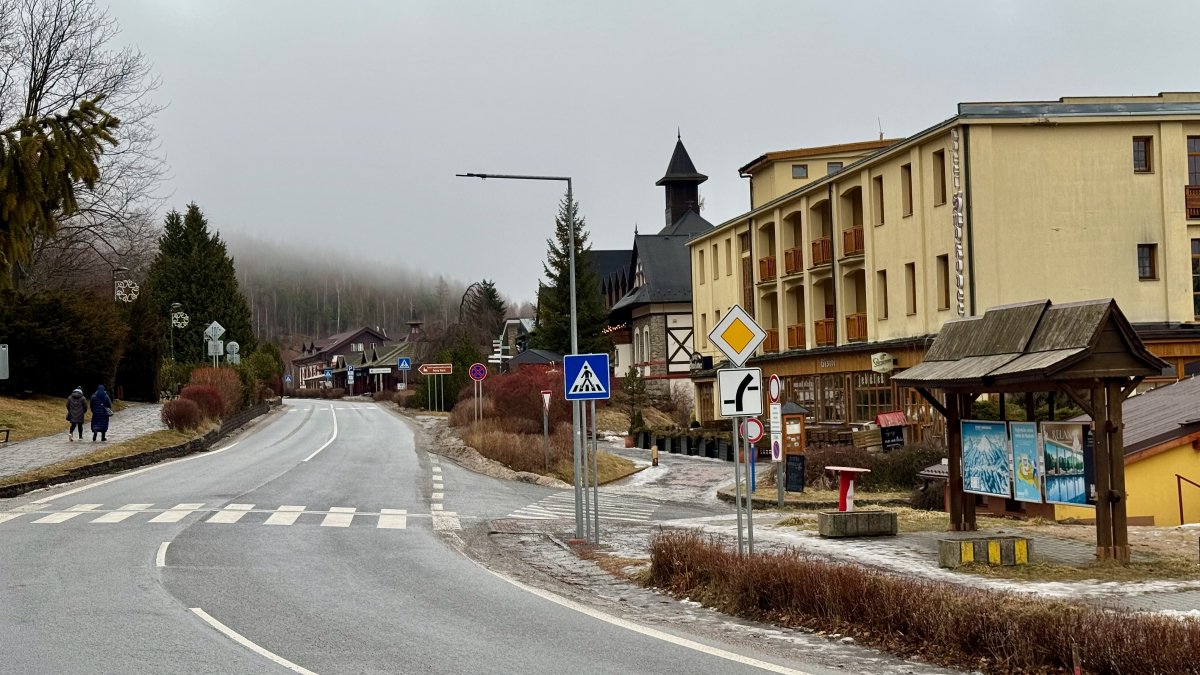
[892,299,1167,562]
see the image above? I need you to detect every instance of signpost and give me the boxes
[488,340,512,372]
[204,322,226,368]
[708,304,767,555]
[563,354,609,543]
[398,357,411,390]
[469,363,487,422]
[419,363,453,412]
[226,341,240,365]
[768,374,783,506]
[347,365,355,396]
[541,390,552,473]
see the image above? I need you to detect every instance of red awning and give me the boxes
[875,411,907,428]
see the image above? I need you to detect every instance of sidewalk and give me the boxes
[0,403,164,480]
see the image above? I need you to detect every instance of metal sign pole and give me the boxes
[581,402,591,543]
[543,405,550,473]
[573,400,583,539]
[733,417,744,554]
[591,399,599,542]
[745,423,755,555]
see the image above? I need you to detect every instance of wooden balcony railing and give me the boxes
[846,313,867,342]
[783,247,803,275]
[811,237,832,267]
[1187,185,1200,219]
[763,328,779,353]
[758,255,777,282]
[787,324,806,350]
[843,226,865,256]
[814,318,836,347]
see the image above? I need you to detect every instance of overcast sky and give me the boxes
[106,0,1200,303]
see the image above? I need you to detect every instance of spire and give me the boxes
[656,136,707,186]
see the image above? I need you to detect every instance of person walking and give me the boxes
[65,387,87,441]
[90,385,113,442]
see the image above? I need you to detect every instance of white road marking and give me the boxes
[320,507,356,527]
[33,503,101,523]
[433,483,444,489]
[431,503,443,511]
[156,542,170,567]
[30,443,239,504]
[0,512,26,524]
[377,509,407,529]
[431,493,443,500]
[208,504,255,523]
[264,505,305,526]
[91,503,152,523]
[190,608,320,675]
[429,457,439,464]
[507,493,656,522]
[302,407,337,462]
[431,466,441,472]
[148,503,205,523]
[431,511,460,531]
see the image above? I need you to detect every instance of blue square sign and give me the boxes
[563,353,610,401]
[397,357,411,371]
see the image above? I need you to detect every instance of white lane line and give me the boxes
[319,507,356,527]
[190,608,319,675]
[263,505,306,526]
[33,503,101,523]
[156,542,170,567]
[431,503,443,511]
[481,567,815,675]
[148,503,205,523]
[433,483,444,489]
[431,493,443,500]
[91,503,153,523]
[302,407,337,462]
[0,512,26,524]
[431,511,461,531]
[377,509,407,529]
[30,443,239,504]
[208,504,255,523]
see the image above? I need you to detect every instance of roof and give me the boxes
[590,249,631,282]
[658,209,713,236]
[919,462,949,480]
[1069,376,1200,457]
[292,326,390,365]
[891,299,1167,391]
[738,138,900,175]
[510,348,561,365]
[656,138,707,185]
[610,234,693,311]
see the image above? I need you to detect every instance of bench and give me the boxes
[0,428,9,443]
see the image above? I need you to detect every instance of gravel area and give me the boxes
[0,403,164,480]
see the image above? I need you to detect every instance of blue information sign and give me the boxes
[562,353,610,401]
[397,357,412,371]
[323,369,332,380]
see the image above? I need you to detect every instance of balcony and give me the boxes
[787,324,806,350]
[763,328,779,353]
[842,226,864,257]
[783,247,804,275]
[814,318,836,347]
[1187,185,1200,219]
[846,313,867,342]
[811,237,832,267]
[758,255,777,282]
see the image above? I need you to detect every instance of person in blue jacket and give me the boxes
[90,385,113,442]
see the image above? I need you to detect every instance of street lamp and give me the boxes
[457,172,584,539]
[169,302,188,362]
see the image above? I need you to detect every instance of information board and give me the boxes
[785,454,806,493]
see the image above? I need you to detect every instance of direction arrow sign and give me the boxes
[418,363,453,375]
[707,304,766,368]
[717,367,763,417]
[469,363,487,381]
[204,321,226,342]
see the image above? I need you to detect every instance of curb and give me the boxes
[715,487,911,510]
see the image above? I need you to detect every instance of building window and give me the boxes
[725,238,732,275]
[853,371,893,423]
[1133,137,1153,173]
[936,254,950,310]
[712,244,719,280]
[872,175,885,225]
[698,249,705,284]
[738,232,750,253]
[633,333,639,365]
[715,309,721,324]
[827,161,843,175]
[1138,244,1158,280]
[905,262,917,315]
[1192,239,1199,319]
[792,164,808,179]
[821,373,846,422]
[933,150,947,205]
[1190,138,1200,185]
[789,375,816,415]
[901,163,913,216]
[700,314,708,347]
[876,270,888,319]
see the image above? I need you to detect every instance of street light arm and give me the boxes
[456,173,571,183]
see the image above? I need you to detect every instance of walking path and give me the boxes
[0,403,164,480]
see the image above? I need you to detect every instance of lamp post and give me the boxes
[457,172,583,539]
[111,266,129,301]
[170,303,182,361]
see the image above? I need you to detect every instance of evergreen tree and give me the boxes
[115,284,167,401]
[147,203,255,363]
[530,192,609,356]
[414,330,482,410]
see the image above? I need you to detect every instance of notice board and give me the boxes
[784,454,805,493]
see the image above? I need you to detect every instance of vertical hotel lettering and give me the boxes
[950,128,965,317]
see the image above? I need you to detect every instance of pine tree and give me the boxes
[530,192,609,356]
[115,284,167,401]
[147,203,255,363]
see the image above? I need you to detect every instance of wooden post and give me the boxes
[959,394,977,531]
[1091,383,1113,560]
[1108,378,1130,562]
[946,392,963,531]
[1025,392,1035,421]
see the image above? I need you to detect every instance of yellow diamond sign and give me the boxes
[707,304,767,367]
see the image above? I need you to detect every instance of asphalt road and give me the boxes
[0,399,848,675]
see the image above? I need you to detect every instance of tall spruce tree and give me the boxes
[115,284,167,401]
[530,192,609,355]
[147,203,255,363]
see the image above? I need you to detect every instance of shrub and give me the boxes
[909,482,945,511]
[479,368,571,428]
[460,417,570,476]
[323,387,345,400]
[394,390,417,408]
[804,443,945,491]
[180,385,225,419]
[158,360,195,395]
[372,390,393,402]
[448,396,497,427]
[189,367,243,414]
[161,398,203,431]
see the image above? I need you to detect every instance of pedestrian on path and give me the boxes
[65,387,87,441]
[90,385,113,442]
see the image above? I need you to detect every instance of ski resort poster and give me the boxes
[961,420,1012,498]
[1042,422,1096,507]
[1009,422,1042,503]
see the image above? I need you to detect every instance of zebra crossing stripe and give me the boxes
[91,504,152,523]
[149,503,205,523]
[320,507,356,527]
[33,504,101,524]
[377,509,407,529]
[0,512,26,525]
[208,504,255,523]
[264,505,306,526]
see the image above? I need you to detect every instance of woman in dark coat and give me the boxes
[89,385,112,442]
[65,387,87,441]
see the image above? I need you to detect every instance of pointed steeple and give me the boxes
[656,136,708,186]
[656,134,707,229]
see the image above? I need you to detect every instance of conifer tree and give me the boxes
[115,284,167,400]
[147,203,255,363]
[530,192,609,356]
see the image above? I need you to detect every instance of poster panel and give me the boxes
[961,420,1012,498]
[1042,422,1095,507]
[1009,422,1042,503]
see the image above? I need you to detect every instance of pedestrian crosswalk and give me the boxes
[506,492,657,522]
[0,503,464,531]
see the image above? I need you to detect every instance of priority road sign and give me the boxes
[717,367,763,417]
[204,321,225,342]
[397,357,412,370]
[563,353,610,400]
[469,363,487,381]
[707,304,766,368]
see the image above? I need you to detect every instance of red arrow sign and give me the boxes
[418,363,453,375]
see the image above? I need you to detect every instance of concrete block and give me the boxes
[817,510,898,538]
[937,537,1033,568]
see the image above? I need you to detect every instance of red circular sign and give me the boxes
[768,374,781,403]
[742,418,764,443]
[469,363,487,381]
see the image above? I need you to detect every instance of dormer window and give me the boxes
[634,261,645,288]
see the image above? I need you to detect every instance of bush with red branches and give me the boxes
[161,398,203,431]
[180,385,225,420]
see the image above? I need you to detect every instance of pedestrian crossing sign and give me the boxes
[563,353,610,401]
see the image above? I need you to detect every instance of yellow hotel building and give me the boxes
[689,93,1200,433]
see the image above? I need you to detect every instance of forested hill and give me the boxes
[226,234,468,345]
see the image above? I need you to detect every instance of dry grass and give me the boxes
[594,406,676,434]
[958,556,1200,583]
[576,547,650,580]
[647,530,1200,675]
[0,395,131,443]
[0,425,207,488]
[460,418,639,485]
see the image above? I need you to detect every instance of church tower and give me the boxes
[656,134,707,230]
